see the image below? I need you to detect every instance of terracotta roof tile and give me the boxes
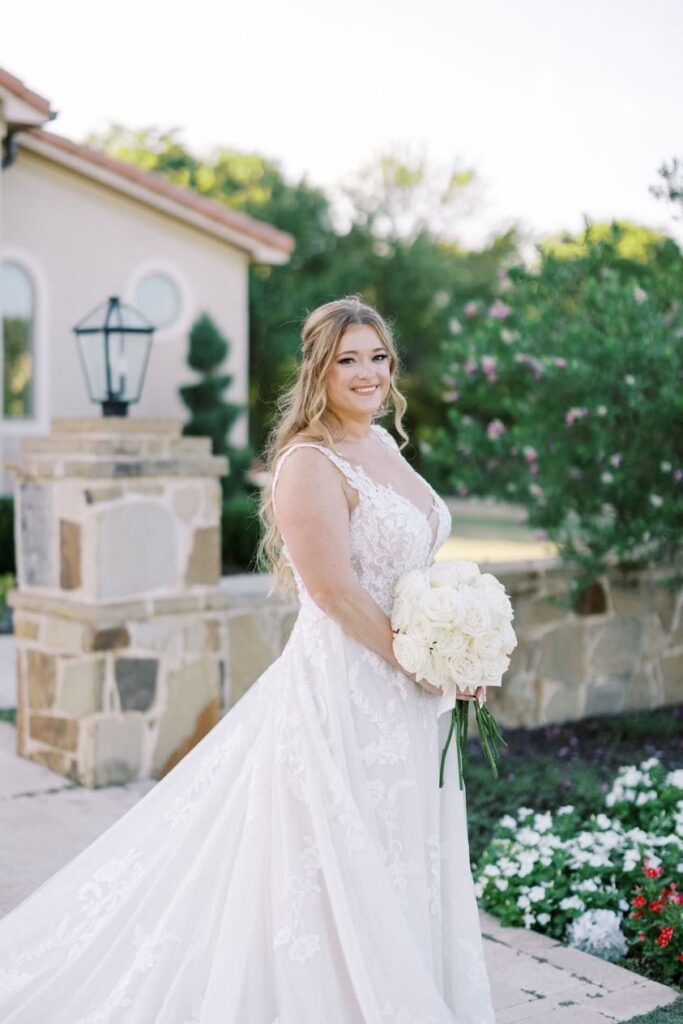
[0,67,52,116]
[27,128,295,256]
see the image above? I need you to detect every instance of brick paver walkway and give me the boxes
[0,722,678,1022]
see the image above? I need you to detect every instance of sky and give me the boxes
[3,0,682,255]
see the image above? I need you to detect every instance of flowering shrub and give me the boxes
[626,862,683,986]
[474,757,683,983]
[425,222,683,605]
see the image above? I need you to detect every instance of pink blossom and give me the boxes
[674,469,682,482]
[441,373,457,386]
[482,355,497,375]
[565,406,588,426]
[530,464,539,475]
[449,318,463,334]
[501,328,517,344]
[554,357,567,368]
[442,390,460,402]
[488,299,511,320]
[486,419,507,439]
[523,446,538,463]
[529,483,544,497]
[463,301,478,317]
[464,359,478,376]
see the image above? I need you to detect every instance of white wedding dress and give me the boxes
[0,423,496,1024]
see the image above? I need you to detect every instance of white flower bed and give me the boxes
[474,757,683,960]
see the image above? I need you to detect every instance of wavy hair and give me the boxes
[256,294,410,597]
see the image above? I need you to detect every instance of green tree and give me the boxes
[426,220,683,605]
[179,313,252,496]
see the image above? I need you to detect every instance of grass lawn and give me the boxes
[626,996,683,1023]
[464,703,683,1002]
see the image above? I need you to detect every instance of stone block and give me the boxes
[590,618,643,675]
[89,715,144,785]
[537,623,587,686]
[26,650,57,709]
[227,611,280,707]
[29,714,79,751]
[183,618,224,653]
[661,652,683,704]
[114,658,158,712]
[19,482,56,587]
[584,673,629,717]
[173,486,201,523]
[91,626,130,652]
[31,748,78,778]
[60,519,82,590]
[43,617,89,653]
[96,503,177,598]
[133,618,183,654]
[624,666,660,711]
[152,656,220,777]
[13,616,41,641]
[84,485,124,504]
[59,659,105,716]
[539,678,586,724]
[185,527,220,586]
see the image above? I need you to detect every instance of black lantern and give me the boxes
[73,296,154,416]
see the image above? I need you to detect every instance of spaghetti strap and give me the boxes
[271,442,365,514]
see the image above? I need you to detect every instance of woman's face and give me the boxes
[325,324,391,429]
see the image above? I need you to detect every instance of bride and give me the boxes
[0,295,497,1023]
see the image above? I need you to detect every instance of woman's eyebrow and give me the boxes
[338,347,387,356]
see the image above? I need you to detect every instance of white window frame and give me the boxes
[125,261,192,342]
[0,247,50,436]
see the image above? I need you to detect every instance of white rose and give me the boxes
[479,655,509,685]
[433,626,468,659]
[392,633,430,677]
[390,594,414,633]
[423,586,462,624]
[409,611,436,646]
[477,577,513,619]
[457,594,493,637]
[394,569,429,604]
[500,619,518,653]
[430,559,480,586]
[470,630,502,660]
[446,649,482,687]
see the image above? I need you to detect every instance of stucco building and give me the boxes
[0,66,294,493]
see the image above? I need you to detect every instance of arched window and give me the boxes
[1,261,35,419]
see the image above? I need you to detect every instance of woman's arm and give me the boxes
[273,447,481,700]
[273,448,426,679]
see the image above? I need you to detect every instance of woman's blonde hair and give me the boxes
[255,294,410,596]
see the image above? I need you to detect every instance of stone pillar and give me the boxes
[6,418,230,787]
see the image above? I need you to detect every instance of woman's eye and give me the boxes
[339,354,388,365]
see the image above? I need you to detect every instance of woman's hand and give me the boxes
[410,674,487,705]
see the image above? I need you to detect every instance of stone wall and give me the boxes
[220,559,683,729]
[8,419,230,786]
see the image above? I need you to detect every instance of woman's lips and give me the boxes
[352,385,379,394]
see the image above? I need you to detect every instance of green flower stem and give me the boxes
[439,695,508,789]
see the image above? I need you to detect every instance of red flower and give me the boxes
[632,895,647,908]
[655,926,674,948]
[632,911,643,920]
[649,900,665,914]
[642,859,663,879]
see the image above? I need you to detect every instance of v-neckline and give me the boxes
[326,433,441,553]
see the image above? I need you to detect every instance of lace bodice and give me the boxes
[272,423,452,617]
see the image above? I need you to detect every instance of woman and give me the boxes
[0,295,496,1023]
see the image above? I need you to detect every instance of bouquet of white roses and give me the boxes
[390,559,516,789]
